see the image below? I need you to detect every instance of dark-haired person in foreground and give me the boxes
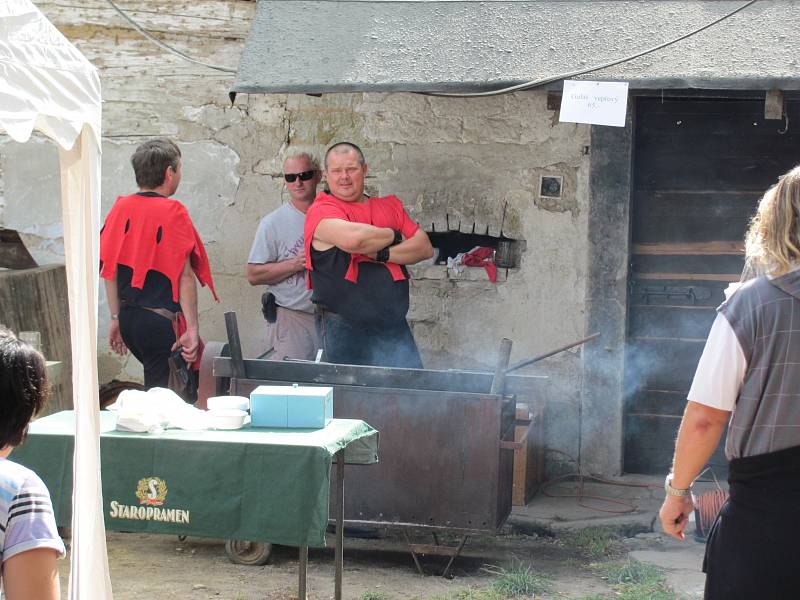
[659,165,800,599]
[0,329,64,600]
[304,142,433,368]
[100,138,218,397]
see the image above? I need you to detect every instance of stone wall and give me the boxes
[1,0,598,474]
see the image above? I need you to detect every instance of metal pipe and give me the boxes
[441,535,469,579]
[490,338,513,396]
[223,311,246,379]
[334,450,344,600]
[403,530,425,575]
[298,545,308,600]
[504,332,600,374]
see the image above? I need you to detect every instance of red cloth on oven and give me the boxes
[462,246,497,283]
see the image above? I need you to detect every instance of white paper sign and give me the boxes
[559,80,629,127]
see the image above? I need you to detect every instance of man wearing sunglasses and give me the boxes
[246,151,322,360]
[304,142,433,368]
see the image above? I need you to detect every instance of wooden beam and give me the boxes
[632,241,744,255]
[634,273,739,282]
[407,544,460,557]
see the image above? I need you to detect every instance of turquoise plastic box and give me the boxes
[249,384,334,429]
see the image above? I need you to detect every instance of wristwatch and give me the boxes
[110,313,119,321]
[664,474,691,497]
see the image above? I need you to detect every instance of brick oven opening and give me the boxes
[427,231,523,268]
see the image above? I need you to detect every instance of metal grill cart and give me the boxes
[216,313,547,576]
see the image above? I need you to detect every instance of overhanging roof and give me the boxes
[232,0,800,95]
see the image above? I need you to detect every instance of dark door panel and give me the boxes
[632,191,759,243]
[626,338,705,392]
[623,96,800,474]
[628,305,716,340]
[625,414,728,475]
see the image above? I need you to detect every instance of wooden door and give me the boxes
[624,96,800,474]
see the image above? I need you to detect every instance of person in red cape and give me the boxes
[304,142,433,368]
[100,139,218,398]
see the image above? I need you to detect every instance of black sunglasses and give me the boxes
[284,170,316,183]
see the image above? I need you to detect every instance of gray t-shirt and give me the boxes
[247,202,313,313]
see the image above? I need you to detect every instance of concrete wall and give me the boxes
[1,0,608,474]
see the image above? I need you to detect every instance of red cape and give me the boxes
[99,194,218,302]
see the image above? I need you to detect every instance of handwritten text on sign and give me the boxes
[559,80,629,128]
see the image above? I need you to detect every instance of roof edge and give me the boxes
[231,76,800,96]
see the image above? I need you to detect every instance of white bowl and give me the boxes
[207,409,248,430]
[207,396,249,412]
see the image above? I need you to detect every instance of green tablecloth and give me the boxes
[11,411,379,547]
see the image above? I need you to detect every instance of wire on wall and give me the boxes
[104,0,237,74]
[421,0,757,98]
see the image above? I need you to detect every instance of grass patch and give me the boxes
[360,593,391,600]
[427,587,503,600]
[593,559,677,600]
[561,527,622,558]
[596,559,664,585]
[484,563,552,597]
[428,564,551,600]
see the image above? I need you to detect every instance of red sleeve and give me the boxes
[303,196,348,271]
[388,196,419,239]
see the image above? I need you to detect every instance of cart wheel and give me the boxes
[224,539,273,566]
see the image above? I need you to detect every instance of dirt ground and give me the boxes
[55,529,682,600]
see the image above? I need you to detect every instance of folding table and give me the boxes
[12,410,379,600]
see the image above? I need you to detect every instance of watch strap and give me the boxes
[664,475,691,497]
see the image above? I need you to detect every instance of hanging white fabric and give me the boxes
[59,129,113,599]
[0,0,101,148]
[0,1,111,598]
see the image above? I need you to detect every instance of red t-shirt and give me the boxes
[303,192,420,285]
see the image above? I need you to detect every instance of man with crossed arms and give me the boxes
[304,142,433,368]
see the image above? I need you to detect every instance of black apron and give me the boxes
[704,444,800,599]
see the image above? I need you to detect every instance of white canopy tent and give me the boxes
[0,0,112,598]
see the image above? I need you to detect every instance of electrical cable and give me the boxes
[421,0,757,98]
[104,0,237,73]
[540,449,661,515]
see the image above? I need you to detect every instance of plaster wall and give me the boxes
[1,0,602,473]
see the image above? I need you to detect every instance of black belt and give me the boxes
[121,300,178,322]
